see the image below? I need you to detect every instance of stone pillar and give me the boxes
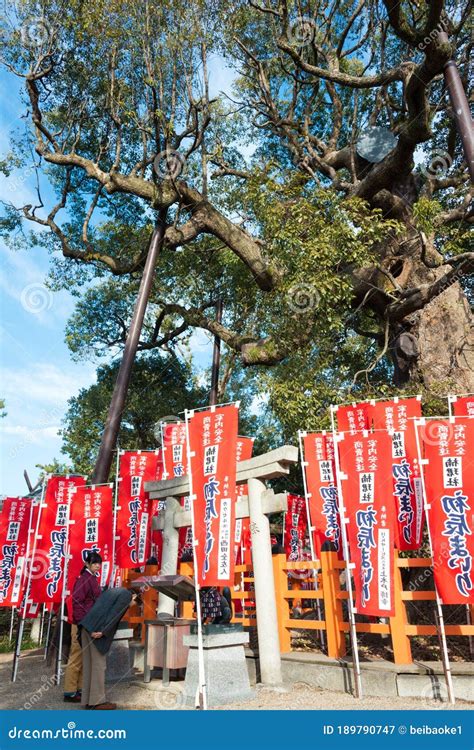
[247,477,283,685]
[30,615,41,644]
[157,496,180,617]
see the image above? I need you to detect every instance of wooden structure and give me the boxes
[121,552,474,665]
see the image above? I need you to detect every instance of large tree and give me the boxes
[1,0,472,414]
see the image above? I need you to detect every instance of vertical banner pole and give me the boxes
[44,608,53,661]
[209,297,223,407]
[184,409,207,710]
[330,406,363,698]
[297,430,325,649]
[56,499,73,685]
[414,419,455,704]
[8,607,16,643]
[112,449,121,587]
[447,396,473,659]
[38,604,46,645]
[12,480,46,682]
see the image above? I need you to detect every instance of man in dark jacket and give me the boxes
[79,587,132,710]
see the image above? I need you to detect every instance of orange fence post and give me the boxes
[140,564,159,641]
[272,554,291,653]
[179,561,195,619]
[320,550,346,658]
[389,551,412,664]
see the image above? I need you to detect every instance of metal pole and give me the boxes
[23,470,33,493]
[437,31,474,182]
[56,490,73,685]
[331,406,363,699]
[8,607,16,643]
[13,482,46,681]
[44,608,53,661]
[297,430,325,649]
[38,604,45,645]
[92,215,167,484]
[447,395,474,658]
[209,297,223,407]
[414,418,455,704]
[184,409,208,710]
[111,449,121,587]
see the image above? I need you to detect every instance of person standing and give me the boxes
[65,551,103,702]
[79,587,133,710]
[71,552,110,709]
[63,620,83,703]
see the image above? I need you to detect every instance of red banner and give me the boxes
[451,395,474,418]
[338,432,396,616]
[178,496,193,562]
[284,494,307,560]
[335,402,371,434]
[371,397,424,550]
[67,485,114,591]
[0,498,31,607]
[162,422,187,479]
[236,436,254,465]
[186,404,239,586]
[116,451,161,567]
[29,476,85,606]
[418,417,474,604]
[234,437,255,565]
[148,457,165,566]
[301,432,342,558]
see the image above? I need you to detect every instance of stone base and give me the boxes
[105,637,132,684]
[183,626,255,707]
[245,651,474,703]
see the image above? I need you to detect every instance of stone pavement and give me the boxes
[0,651,470,711]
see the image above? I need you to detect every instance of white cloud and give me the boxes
[2,424,60,442]
[1,361,95,407]
[0,243,78,326]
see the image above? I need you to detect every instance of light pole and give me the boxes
[209,296,223,406]
[92,212,167,484]
[438,31,474,182]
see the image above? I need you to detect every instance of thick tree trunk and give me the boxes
[387,240,474,391]
[414,280,474,391]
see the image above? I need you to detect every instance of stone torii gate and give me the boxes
[145,445,298,685]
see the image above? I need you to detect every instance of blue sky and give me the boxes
[0,55,238,498]
[0,68,97,496]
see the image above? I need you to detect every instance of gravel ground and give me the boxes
[0,652,470,712]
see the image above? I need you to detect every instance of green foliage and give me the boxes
[0,636,38,653]
[0,0,471,459]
